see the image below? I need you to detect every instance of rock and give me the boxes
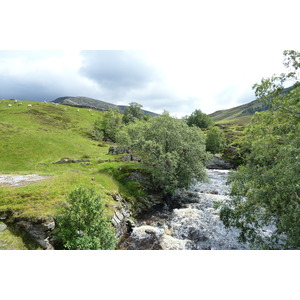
[0,223,7,232]
[115,211,124,221]
[121,154,142,162]
[53,158,88,164]
[108,146,130,155]
[15,220,55,250]
[124,225,163,250]
[206,154,233,169]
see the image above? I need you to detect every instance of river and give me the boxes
[119,169,249,250]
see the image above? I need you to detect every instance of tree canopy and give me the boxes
[94,109,124,142]
[123,102,144,124]
[220,50,300,249]
[206,126,226,154]
[117,112,211,196]
[186,109,213,129]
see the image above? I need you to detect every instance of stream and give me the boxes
[120,169,249,250]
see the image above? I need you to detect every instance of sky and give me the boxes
[1,0,299,118]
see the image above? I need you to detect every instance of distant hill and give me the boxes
[209,86,295,121]
[209,99,269,121]
[53,96,159,117]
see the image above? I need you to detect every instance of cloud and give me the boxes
[80,50,159,92]
[79,50,183,113]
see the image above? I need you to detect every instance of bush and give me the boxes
[206,126,226,154]
[54,187,117,250]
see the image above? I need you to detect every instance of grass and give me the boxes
[0,99,143,225]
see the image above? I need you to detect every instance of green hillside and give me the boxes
[0,99,141,223]
[209,99,269,121]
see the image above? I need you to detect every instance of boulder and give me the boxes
[0,222,7,232]
[15,220,55,250]
[53,158,88,164]
[108,146,130,155]
[206,154,233,169]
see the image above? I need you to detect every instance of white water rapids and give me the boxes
[122,169,249,250]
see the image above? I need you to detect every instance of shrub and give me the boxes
[54,187,117,250]
[206,126,226,154]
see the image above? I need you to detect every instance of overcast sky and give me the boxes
[1,0,299,117]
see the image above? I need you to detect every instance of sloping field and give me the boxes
[0,99,136,221]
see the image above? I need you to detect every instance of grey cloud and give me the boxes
[0,75,64,101]
[79,50,159,93]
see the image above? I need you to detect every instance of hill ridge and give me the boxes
[53,96,159,117]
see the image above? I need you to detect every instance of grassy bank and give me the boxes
[0,100,143,226]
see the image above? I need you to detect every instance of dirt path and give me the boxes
[0,174,50,187]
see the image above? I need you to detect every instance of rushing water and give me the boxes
[121,169,249,250]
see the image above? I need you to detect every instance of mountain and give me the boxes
[53,96,159,117]
[209,85,295,121]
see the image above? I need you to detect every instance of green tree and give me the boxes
[186,109,213,129]
[206,126,226,154]
[54,187,117,250]
[220,50,300,249]
[123,102,144,124]
[117,112,211,195]
[94,109,124,142]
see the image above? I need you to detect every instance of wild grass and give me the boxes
[0,100,141,223]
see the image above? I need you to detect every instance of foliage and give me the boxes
[206,126,226,154]
[93,109,124,142]
[54,187,117,250]
[123,102,144,124]
[117,112,210,195]
[220,50,300,249]
[186,109,213,129]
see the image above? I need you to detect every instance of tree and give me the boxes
[206,126,226,154]
[93,109,124,142]
[54,187,117,250]
[117,112,211,196]
[186,109,213,129]
[123,102,144,124]
[220,50,300,249]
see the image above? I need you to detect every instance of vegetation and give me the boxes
[209,98,269,121]
[206,126,226,154]
[54,187,117,250]
[117,112,210,196]
[93,109,124,142]
[0,100,137,224]
[220,50,300,249]
[123,102,145,124]
[186,109,213,129]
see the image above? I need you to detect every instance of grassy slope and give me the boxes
[209,99,267,121]
[0,99,139,223]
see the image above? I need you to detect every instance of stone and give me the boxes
[0,223,7,232]
[115,211,124,221]
[108,146,130,155]
[16,220,55,250]
[206,154,233,169]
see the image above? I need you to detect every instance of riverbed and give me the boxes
[119,169,249,250]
